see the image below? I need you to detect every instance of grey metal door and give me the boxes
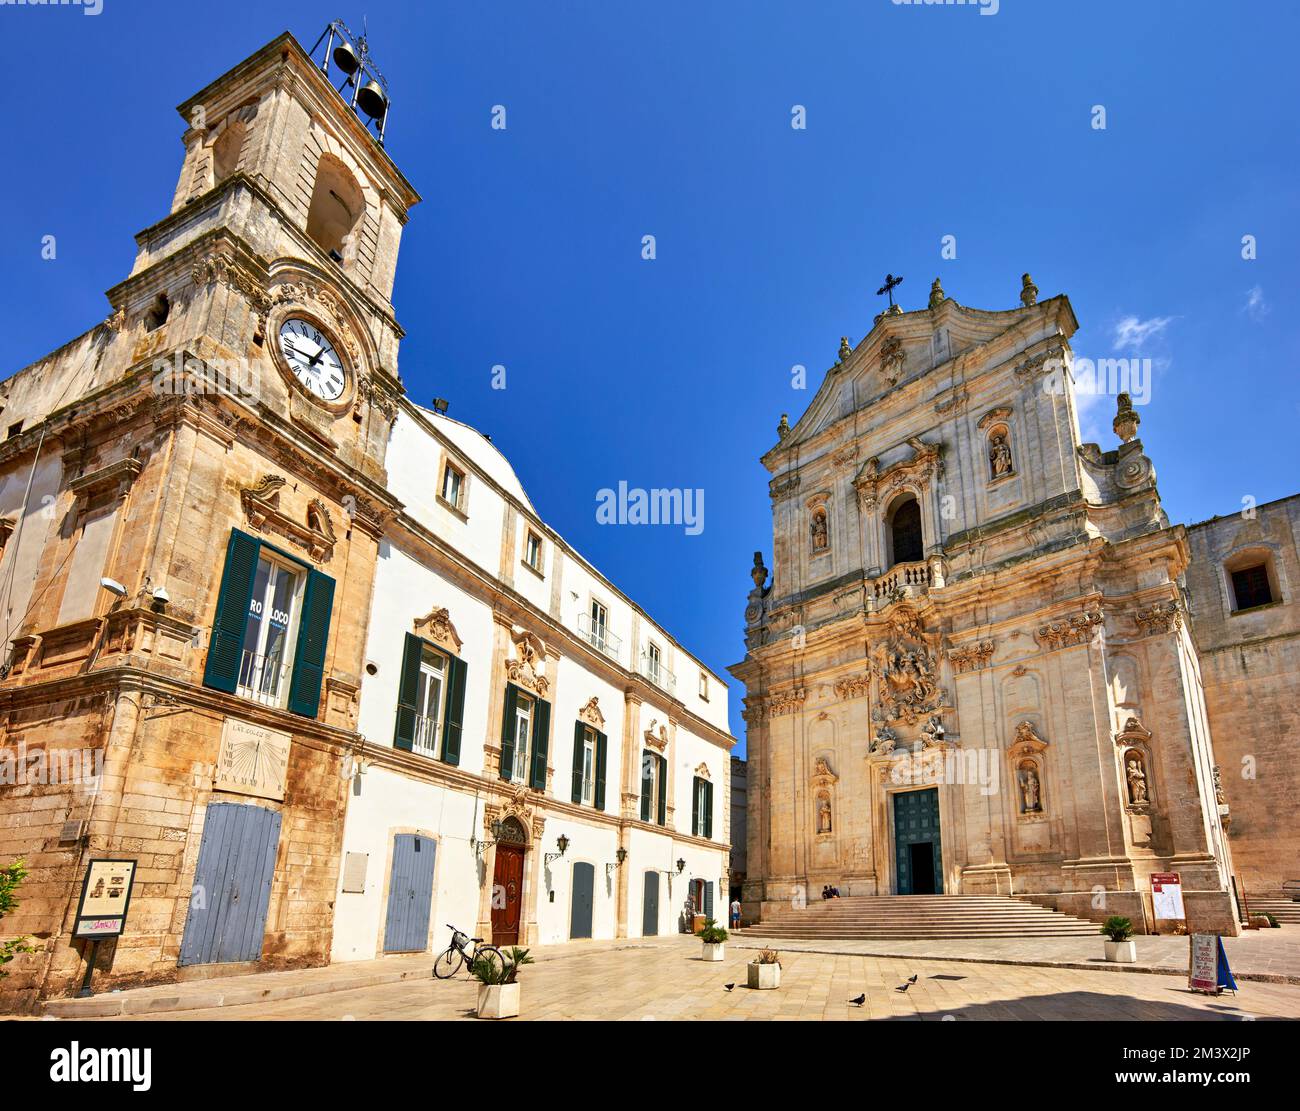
[179,802,281,966]
[642,870,659,936]
[570,861,594,938]
[383,834,436,952]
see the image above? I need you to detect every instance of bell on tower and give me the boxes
[309,20,392,144]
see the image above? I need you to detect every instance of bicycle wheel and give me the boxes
[470,945,505,982]
[432,946,463,979]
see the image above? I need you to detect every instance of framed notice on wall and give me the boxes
[1151,872,1185,920]
[72,859,137,938]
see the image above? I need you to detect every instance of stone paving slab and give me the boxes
[730,924,1300,983]
[92,940,1300,1022]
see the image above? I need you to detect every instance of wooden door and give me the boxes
[382,834,436,953]
[179,802,281,966]
[570,861,594,939]
[491,842,525,945]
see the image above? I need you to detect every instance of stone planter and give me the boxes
[1104,940,1137,963]
[701,942,725,962]
[747,962,781,989]
[476,982,520,1019]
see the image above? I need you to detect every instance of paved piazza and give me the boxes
[96,936,1300,1022]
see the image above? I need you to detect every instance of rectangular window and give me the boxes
[699,671,709,701]
[512,694,533,783]
[236,552,305,708]
[1230,564,1274,611]
[694,777,711,837]
[412,646,446,757]
[647,641,662,684]
[589,599,608,652]
[441,462,464,509]
[525,530,543,571]
[580,725,596,805]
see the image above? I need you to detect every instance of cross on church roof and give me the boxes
[876,273,904,308]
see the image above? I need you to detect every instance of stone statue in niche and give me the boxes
[1019,762,1042,813]
[1125,753,1149,805]
[989,432,1013,478]
[811,509,829,552]
[816,792,832,834]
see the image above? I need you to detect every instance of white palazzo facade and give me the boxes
[331,401,735,959]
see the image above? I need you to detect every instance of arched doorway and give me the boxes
[490,816,528,946]
[887,495,924,566]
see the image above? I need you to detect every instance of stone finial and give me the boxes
[929,277,946,309]
[1020,273,1039,307]
[838,336,853,363]
[1113,392,1140,443]
[777,413,791,440]
[751,551,769,591]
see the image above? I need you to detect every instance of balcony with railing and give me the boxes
[412,714,442,759]
[237,649,289,707]
[640,652,676,694]
[871,560,932,605]
[577,614,622,663]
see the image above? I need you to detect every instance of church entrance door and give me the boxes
[893,788,944,894]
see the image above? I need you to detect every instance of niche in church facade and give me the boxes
[806,492,831,558]
[1114,716,1159,849]
[1007,720,1051,853]
[978,407,1016,484]
[809,752,838,845]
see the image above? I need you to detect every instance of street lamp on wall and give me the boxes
[545,834,569,866]
[473,818,504,862]
[676,858,686,875]
[606,846,628,880]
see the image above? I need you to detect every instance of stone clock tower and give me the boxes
[0,32,420,1010]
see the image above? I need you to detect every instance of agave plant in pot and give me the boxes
[697,917,728,961]
[747,948,781,990]
[472,946,534,1019]
[1100,916,1137,963]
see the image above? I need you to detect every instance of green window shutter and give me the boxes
[393,633,422,750]
[691,776,701,837]
[203,529,261,693]
[571,721,586,804]
[656,755,667,826]
[529,698,551,791]
[640,751,653,822]
[704,782,714,839]
[441,654,467,766]
[704,881,714,918]
[499,684,520,779]
[287,569,334,718]
[594,731,607,812]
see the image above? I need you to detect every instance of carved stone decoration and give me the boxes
[1020,273,1039,307]
[1035,611,1103,651]
[808,494,830,554]
[920,714,953,749]
[484,788,537,848]
[948,640,994,673]
[869,724,897,755]
[988,432,1014,479]
[838,336,853,364]
[578,696,605,728]
[833,674,871,700]
[810,756,839,785]
[1113,391,1140,443]
[929,277,946,309]
[413,606,463,654]
[505,628,550,697]
[1012,720,1048,751]
[830,444,858,469]
[1007,721,1049,821]
[1018,762,1043,812]
[1134,601,1182,637]
[1113,716,1153,747]
[777,413,791,440]
[767,688,806,717]
[852,456,880,509]
[1013,344,1067,385]
[880,336,906,386]
[355,374,399,424]
[643,720,670,751]
[192,251,273,324]
[869,608,948,726]
[1124,750,1149,806]
[1212,765,1226,806]
[695,761,711,781]
[815,792,833,835]
[240,474,336,561]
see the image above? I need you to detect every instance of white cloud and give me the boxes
[1244,284,1270,322]
[1112,315,1174,350]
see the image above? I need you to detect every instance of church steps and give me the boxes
[1244,899,1300,924]
[736,895,1101,939]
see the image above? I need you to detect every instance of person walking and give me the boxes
[730,897,742,930]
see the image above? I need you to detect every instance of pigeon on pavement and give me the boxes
[849,993,866,1006]
[896,982,912,993]
[724,983,735,992]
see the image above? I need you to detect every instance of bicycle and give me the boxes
[432,923,505,980]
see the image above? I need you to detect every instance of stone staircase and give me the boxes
[1246,897,1300,925]
[735,895,1100,940]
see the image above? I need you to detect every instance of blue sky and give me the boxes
[4,1,1297,750]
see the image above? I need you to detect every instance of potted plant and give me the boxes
[697,917,728,961]
[747,948,781,989]
[472,946,534,1019]
[1101,916,1137,963]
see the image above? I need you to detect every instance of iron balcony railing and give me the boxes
[412,714,442,758]
[640,652,676,693]
[237,649,289,707]
[578,614,622,662]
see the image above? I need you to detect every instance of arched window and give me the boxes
[212,121,246,185]
[887,495,923,566]
[306,154,364,263]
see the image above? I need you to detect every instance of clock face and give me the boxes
[278,318,347,401]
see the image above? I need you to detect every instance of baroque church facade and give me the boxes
[0,32,733,1012]
[731,276,1295,935]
